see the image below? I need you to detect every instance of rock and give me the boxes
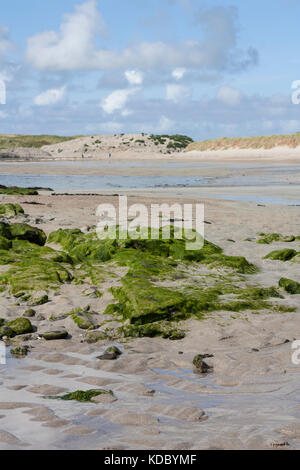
[7,318,34,336]
[97,351,119,361]
[0,325,15,339]
[42,330,69,341]
[28,294,49,306]
[279,278,300,295]
[10,345,30,358]
[0,203,25,217]
[71,312,98,330]
[84,331,111,343]
[23,309,36,318]
[192,354,214,373]
[0,235,12,250]
[9,223,47,246]
[97,345,122,360]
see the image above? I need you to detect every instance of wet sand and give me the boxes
[0,162,300,450]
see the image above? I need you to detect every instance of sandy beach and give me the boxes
[0,159,299,450]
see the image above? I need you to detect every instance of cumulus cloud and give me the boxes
[26,1,258,73]
[101,88,138,114]
[172,68,186,80]
[34,86,66,106]
[216,86,242,106]
[166,84,190,103]
[125,70,144,86]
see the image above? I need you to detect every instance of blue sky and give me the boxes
[0,0,300,139]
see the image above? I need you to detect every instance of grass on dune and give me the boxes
[0,134,82,149]
[188,132,300,152]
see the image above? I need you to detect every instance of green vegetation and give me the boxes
[279,278,300,295]
[149,134,193,150]
[10,346,29,357]
[0,204,25,217]
[7,318,33,335]
[264,249,298,262]
[257,233,296,244]
[0,186,38,195]
[0,134,81,149]
[188,132,300,152]
[0,221,295,341]
[47,389,113,403]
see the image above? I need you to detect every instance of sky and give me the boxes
[0,0,300,140]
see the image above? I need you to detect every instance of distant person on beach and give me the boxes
[109,153,112,159]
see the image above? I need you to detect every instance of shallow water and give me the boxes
[0,161,300,204]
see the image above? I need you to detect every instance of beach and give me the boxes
[0,154,299,450]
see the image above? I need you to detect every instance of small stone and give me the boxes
[192,354,214,373]
[23,309,36,318]
[42,330,69,341]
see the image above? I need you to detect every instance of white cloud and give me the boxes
[157,116,174,133]
[172,68,186,80]
[34,86,66,106]
[166,84,190,103]
[125,70,144,86]
[101,88,138,114]
[26,2,257,73]
[216,86,242,106]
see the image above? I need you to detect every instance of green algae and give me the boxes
[118,321,186,340]
[9,223,47,246]
[47,389,113,403]
[0,236,11,250]
[264,249,298,261]
[0,186,38,195]
[0,259,72,296]
[7,318,33,335]
[279,278,300,295]
[0,204,25,217]
[257,233,296,244]
[84,331,111,343]
[71,311,98,330]
[10,345,29,358]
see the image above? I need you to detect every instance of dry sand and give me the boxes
[0,186,299,450]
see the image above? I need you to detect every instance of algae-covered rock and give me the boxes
[42,330,69,341]
[0,222,11,239]
[9,223,46,246]
[23,309,36,318]
[193,354,214,373]
[10,345,29,358]
[28,294,49,306]
[71,311,98,330]
[0,204,25,217]
[257,233,295,244]
[0,186,38,195]
[0,325,15,339]
[98,346,122,360]
[84,331,111,343]
[119,322,186,340]
[279,278,300,295]
[264,249,297,262]
[7,318,33,335]
[47,389,113,403]
[0,236,12,250]
[0,259,72,296]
